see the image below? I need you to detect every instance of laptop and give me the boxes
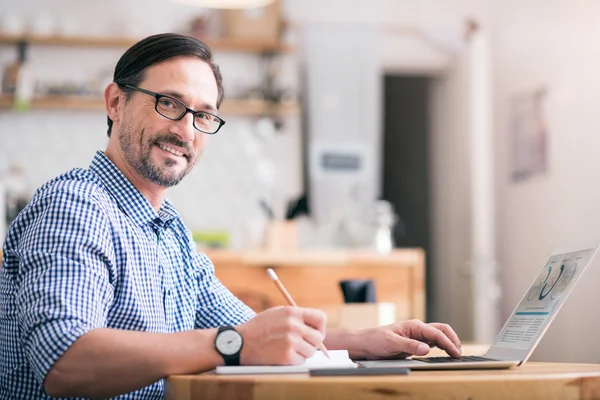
[358,239,600,370]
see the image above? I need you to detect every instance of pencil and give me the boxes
[266,268,331,359]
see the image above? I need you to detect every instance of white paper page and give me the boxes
[303,350,356,368]
[215,350,357,374]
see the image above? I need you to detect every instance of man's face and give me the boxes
[116,56,219,187]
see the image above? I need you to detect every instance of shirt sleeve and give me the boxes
[193,252,256,328]
[7,187,115,384]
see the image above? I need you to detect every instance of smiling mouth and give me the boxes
[157,143,186,158]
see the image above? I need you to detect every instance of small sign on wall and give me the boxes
[309,142,371,181]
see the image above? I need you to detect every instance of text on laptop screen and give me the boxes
[493,248,596,350]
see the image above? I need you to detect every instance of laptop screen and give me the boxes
[488,243,599,360]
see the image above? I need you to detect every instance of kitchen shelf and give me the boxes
[0,95,104,111]
[0,95,300,116]
[222,99,299,116]
[0,33,291,53]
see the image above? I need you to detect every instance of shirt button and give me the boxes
[167,289,172,296]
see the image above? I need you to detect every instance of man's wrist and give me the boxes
[179,329,226,374]
[325,327,366,359]
[345,329,368,359]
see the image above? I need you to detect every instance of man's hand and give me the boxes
[349,319,462,360]
[236,306,327,365]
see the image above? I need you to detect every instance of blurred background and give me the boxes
[1,0,600,363]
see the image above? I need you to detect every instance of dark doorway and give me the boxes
[381,75,434,321]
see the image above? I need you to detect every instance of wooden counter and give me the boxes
[166,362,600,400]
[203,249,425,326]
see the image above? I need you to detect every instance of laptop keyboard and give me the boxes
[412,356,499,363]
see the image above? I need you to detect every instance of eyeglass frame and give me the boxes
[115,83,226,134]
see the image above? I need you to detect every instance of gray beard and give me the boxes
[118,121,196,188]
[136,148,185,188]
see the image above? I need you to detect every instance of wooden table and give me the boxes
[166,362,600,400]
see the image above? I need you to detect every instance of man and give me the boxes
[0,33,461,399]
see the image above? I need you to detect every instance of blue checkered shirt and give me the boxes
[0,151,256,399]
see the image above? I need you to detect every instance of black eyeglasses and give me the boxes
[117,83,226,134]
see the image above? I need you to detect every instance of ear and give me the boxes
[105,82,122,124]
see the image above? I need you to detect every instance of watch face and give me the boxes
[216,329,242,355]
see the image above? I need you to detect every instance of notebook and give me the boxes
[215,350,358,374]
[358,239,600,370]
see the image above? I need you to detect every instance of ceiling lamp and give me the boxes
[171,0,275,9]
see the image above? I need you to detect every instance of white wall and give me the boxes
[492,0,600,362]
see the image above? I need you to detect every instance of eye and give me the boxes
[158,97,179,109]
[196,112,212,121]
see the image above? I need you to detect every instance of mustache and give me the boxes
[151,135,194,158]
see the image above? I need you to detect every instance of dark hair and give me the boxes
[107,33,224,137]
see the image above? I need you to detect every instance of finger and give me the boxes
[298,307,327,334]
[276,341,309,365]
[409,322,461,358]
[293,335,319,359]
[385,336,431,356]
[429,322,462,354]
[278,307,325,349]
[301,325,326,349]
[277,337,314,365]
[288,317,325,349]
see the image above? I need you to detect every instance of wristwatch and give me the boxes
[214,325,243,366]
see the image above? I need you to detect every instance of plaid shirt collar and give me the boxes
[89,151,179,228]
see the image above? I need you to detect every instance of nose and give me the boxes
[170,111,196,143]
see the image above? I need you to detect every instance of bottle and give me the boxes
[5,165,30,229]
[373,200,396,254]
[2,42,26,95]
[0,179,6,243]
[14,54,33,111]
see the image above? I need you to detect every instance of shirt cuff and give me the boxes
[26,319,93,385]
